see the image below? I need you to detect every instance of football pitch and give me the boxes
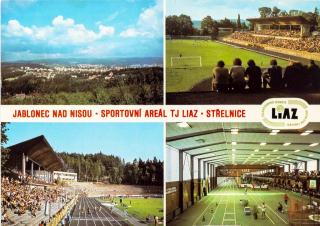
[168,179,318,226]
[166,39,289,92]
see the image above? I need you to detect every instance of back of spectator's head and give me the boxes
[217,60,225,68]
[233,58,242,66]
[310,60,315,65]
[247,59,256,67]
[270,59,277,66]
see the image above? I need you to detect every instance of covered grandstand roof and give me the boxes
[6,135,64,171]
[167,123,320,166]
[247,16,312,25]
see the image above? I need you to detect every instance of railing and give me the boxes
[47,195,77,226]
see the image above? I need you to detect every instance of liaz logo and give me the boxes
[271,105,298,119]
[261,98,309,129]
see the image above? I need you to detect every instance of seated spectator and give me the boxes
[212,60,230,93]
[245,59,262,91]
[283,62,304,90]
[230,58,246,92]
[309,60,320,91]
[263,59,283,90]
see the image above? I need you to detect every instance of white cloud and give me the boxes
[98,25,115,36]
[120,0,163,38]
[7,20,33,37]
[52,15,74,27]
[120,28,150,37]
[4,16,115,45]
[77,42,118,57]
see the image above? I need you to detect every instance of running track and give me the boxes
[70,197,129,226]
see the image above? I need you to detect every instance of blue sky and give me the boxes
[1,0,163,61]
[5,122,164,162]
[167,0,320,20]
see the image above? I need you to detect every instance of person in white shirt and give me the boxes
[230,58,246,92]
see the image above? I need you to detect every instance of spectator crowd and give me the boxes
[1,176,64,224]
[252,170,320,199]
[253,29,301,38]
[230,31,320,53]
[212,58,320,92]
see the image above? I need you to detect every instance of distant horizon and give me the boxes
[2,56,163,63]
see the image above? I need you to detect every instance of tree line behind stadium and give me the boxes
[1,123,163,186]
[166,6,320,37]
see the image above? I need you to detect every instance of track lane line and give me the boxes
[93,198,122,226]
[192,181,226,226]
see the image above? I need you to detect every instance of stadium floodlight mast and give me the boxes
[170,56,202,68]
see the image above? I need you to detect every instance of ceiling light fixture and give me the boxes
[283,143,291,146]
[260,142,267,146]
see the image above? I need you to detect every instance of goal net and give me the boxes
[170,56,202,68]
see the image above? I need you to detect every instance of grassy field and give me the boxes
[168,179,318,226]
[98,197,163,221]
[166,39,289,92]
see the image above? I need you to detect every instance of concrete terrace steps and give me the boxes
[7,209,47,226]
[5,200,66,226]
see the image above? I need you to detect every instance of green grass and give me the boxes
[98,197,163,221]
[168,179,317,226]
[166,39,289,92]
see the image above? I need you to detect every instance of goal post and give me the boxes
[170,56,202,68]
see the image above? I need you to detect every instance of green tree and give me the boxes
[1,123,10,169]
[259,7,272,18]
[219,18,234,28]
[178,14,194,35]
[201,16,215,35]
[289,10,301,16]
[279,10,289,16]
[237,14,241,30]
[166,15,180,35]
[315,7,320,25]
[272,7,281,17]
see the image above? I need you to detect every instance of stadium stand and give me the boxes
[1,136,76,226]
[229,32,320,53]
